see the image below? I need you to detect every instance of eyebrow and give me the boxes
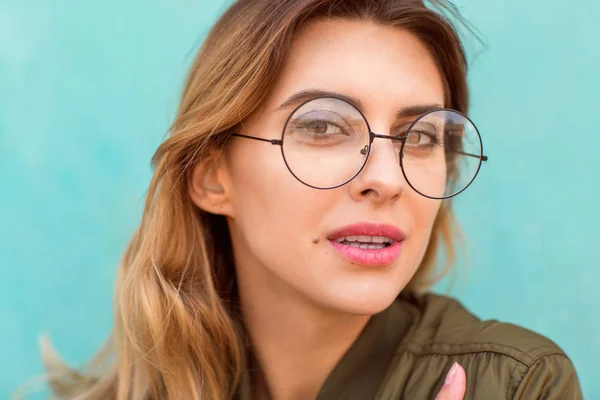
[275,88,443,118]
[275,89,364,112]
[395,104,444,118]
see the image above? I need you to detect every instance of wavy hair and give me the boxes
[32,0,471,398]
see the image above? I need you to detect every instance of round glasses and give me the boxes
[232,96,487,199]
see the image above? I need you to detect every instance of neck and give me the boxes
[236,268,370,400]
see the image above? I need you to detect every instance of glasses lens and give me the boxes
[400,109,483,199]
[282,97,370,189]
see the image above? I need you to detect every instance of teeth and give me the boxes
[335,235,393,243]
[342,242,387,249]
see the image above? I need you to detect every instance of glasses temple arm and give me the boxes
[449,149,488,161]
[231,133,283,146]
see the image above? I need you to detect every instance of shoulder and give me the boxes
[400,291,566,362]
[378,291,583,399]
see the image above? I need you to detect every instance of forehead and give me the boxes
[267,18,445,117]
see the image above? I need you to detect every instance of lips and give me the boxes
[327,222,405,267]
[327,222,405,242]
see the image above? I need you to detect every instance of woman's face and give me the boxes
[212,19,445,315]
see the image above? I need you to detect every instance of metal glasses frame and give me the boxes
[232,95,488,199]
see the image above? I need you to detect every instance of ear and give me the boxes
[188,150,235,217]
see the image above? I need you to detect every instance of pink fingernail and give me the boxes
[444,362,459,385]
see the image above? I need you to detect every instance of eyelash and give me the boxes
[392,128,442,150]
[293,118,444,151]
[294,118,348,135]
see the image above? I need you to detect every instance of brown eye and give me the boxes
[406,131,422,144]
[405,130,434,146]
[308,121,328,134]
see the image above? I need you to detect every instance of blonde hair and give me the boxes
[33,0,470,398]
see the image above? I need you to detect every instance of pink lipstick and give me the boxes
[327,222,405,267]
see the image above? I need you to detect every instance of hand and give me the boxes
[434,362,466,400]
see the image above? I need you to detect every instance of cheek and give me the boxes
[404,194,442,261]
[402,151,447,198]
[227,143,336,258]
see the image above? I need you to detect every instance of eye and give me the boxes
[406,130,433,145]
[303,119,343,135]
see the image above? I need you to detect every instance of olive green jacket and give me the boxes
[237,291,583,399]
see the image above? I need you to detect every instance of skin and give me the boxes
[190,18,466,400]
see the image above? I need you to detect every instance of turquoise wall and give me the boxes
[1,0,598,398]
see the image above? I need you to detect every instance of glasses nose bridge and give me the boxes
[369,131,406,142]
[367,131,405,159]
[351,130,407,198]
[362,131,405,171]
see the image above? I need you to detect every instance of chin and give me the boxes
[315,280,406,316]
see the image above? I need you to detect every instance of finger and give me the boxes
[434,362,467,400]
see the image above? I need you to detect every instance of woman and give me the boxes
[40,0,582,399]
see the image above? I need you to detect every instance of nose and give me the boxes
[347,134,406,205]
